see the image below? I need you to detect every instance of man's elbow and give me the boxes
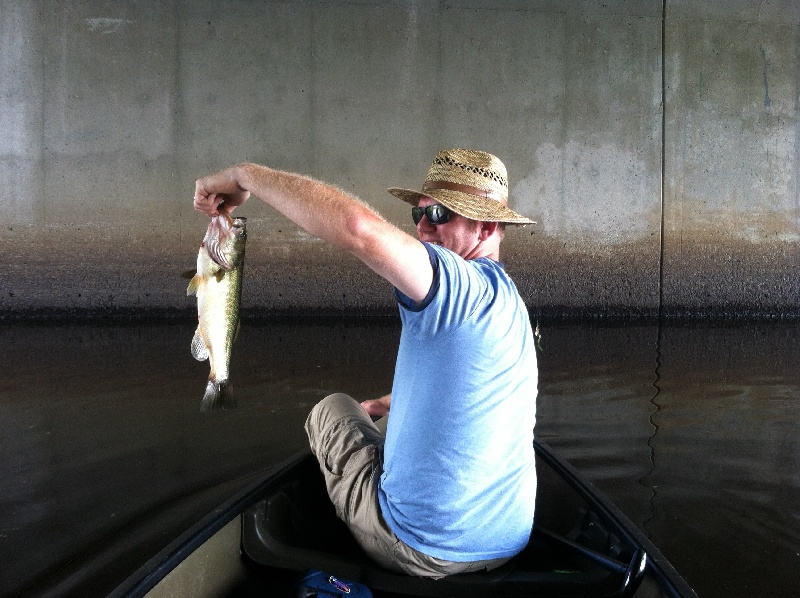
[344,209,388,255]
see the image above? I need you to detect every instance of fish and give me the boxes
[186,209,247,411]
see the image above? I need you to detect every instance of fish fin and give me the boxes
[199,380,236,412]
[181,269,197,280]
[190,329,209,361]
[186,274,202,297]
[214,269,225,283]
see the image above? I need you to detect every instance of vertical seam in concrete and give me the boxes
[309,4,319,172]
[794,15,800,282]
[659,0,667,320]
[174,0,185,248]
[640,0,669,539]
[39,0,49,223]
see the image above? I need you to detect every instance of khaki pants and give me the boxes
[304,393,510,579]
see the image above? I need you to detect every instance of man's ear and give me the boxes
[478,220,499,241]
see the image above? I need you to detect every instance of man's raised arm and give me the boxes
[193,163,433,303]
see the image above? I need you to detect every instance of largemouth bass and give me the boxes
[186,211,247,411]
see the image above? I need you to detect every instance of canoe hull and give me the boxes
[114,442,697,598]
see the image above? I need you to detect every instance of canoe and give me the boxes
[112,441,698,598]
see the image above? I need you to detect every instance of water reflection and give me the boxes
[0,318,798,597]
[536,320,800,597]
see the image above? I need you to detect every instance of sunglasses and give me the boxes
[412,204,452,225]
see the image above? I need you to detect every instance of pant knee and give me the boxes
[305,393,357,446]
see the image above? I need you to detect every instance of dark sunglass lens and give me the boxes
[428,205,450,224]
[412,204,451,225]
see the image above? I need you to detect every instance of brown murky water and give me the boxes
[1,318,798,597]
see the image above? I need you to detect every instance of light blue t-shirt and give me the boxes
[378,242,538,562]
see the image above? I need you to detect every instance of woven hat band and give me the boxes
[423,181,506,204]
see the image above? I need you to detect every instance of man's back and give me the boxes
[379,243,538,562]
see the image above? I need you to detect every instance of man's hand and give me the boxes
[194,165,251,217]
[361,394,391,417]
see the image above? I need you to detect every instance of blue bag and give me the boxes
[294,569,373,597]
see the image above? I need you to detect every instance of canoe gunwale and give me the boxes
[533,441,698,598]
[109,450,310,598]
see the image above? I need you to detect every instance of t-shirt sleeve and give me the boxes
[398,244,491,338]
[394,242,440,312]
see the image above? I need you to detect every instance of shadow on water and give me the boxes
[0,317,798,597]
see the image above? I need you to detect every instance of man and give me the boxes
[193,148,538,578]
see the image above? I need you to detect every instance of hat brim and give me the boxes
[388,187,536,225]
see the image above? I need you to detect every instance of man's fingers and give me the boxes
[193,168,250,217]
[193,188,221,216]
[361,399,389,417]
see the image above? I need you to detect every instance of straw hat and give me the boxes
[388,148,535,225]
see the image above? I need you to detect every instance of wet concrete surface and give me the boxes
[0,317,798,597]
[4,224,799,320]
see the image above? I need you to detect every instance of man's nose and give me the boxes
[417,215,436,231]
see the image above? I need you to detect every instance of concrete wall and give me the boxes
[1,0,798,319]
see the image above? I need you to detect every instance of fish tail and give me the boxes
[199,380,236,412]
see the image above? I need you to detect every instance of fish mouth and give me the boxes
[219,208,234,228]
[204,215,235,269]
[202,208,248,270]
